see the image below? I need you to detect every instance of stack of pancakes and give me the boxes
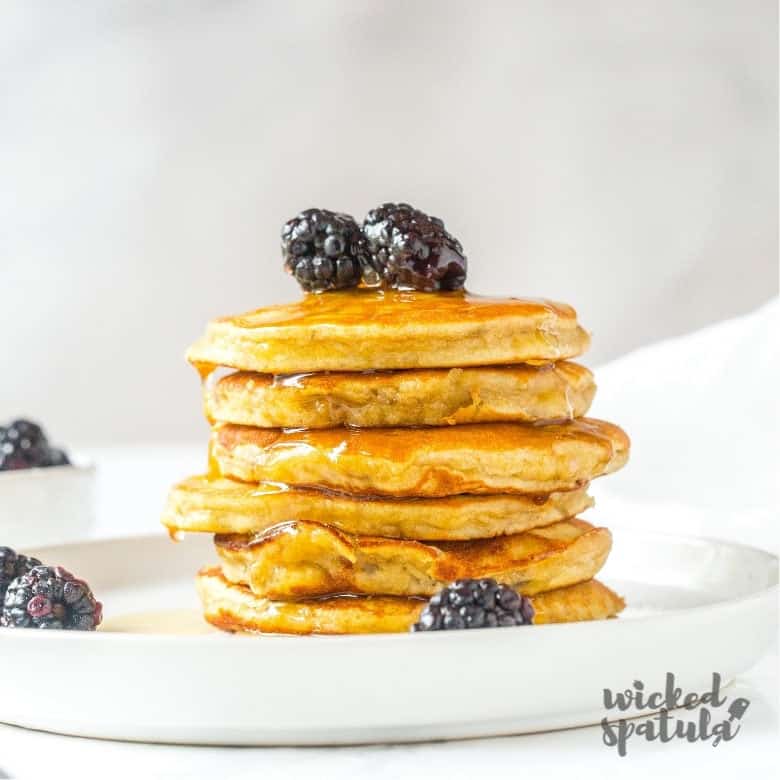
[163,289,630,634]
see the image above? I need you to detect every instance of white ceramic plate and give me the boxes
[0,530,776,745]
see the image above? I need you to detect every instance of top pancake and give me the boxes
[187,289,591,373]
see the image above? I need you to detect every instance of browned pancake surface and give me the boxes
[162,476,594,540]
[205,362,596,428]
[211,418,630,496]
[215,517,611,599]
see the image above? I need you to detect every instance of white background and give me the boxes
[1,0,777,444]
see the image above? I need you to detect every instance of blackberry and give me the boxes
[0,547,42,604]
[362,203,467,291]
[0,419,70,471]
[45,448,71,467]
[411,578,534,632]
[282,209,367,292]
[1,565,102,630]
[0,419,49,470]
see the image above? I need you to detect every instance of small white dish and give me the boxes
[0,459,96,548]
[0,529,776,746]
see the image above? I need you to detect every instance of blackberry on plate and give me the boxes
[411,578,534,632]
[0,418,70,471]
[0,419,48,470]
[1,565,102,630]
[45,448,71,467]
[362,203,467,291]
[0,546,41,603]
[282,208,367,292]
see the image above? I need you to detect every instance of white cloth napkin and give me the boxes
[588,298,779,552]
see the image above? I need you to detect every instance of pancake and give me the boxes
[215,518,611,599]
[210,418,630,497]
[196,569,625,634]
[162,476,594,540]
[186,289,591,374]
[205,362,596,429]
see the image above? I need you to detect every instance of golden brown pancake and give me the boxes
[162,476,594,540]
[186,289,591,374]
[215,518,611,599]
[210,419,630,497]
[205,362,596,429]
[196,569,625,634]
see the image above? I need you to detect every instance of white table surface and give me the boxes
[0,444,776,780]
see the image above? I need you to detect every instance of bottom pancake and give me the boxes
[196,568,625,635]
[215,518,611,600]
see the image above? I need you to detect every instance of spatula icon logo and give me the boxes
[726,697,750,723]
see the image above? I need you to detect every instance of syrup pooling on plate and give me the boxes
[101,608,216,635]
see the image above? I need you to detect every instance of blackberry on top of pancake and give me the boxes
[280,203,467,294]
[281,209,367,293]
[361,202,467,291]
